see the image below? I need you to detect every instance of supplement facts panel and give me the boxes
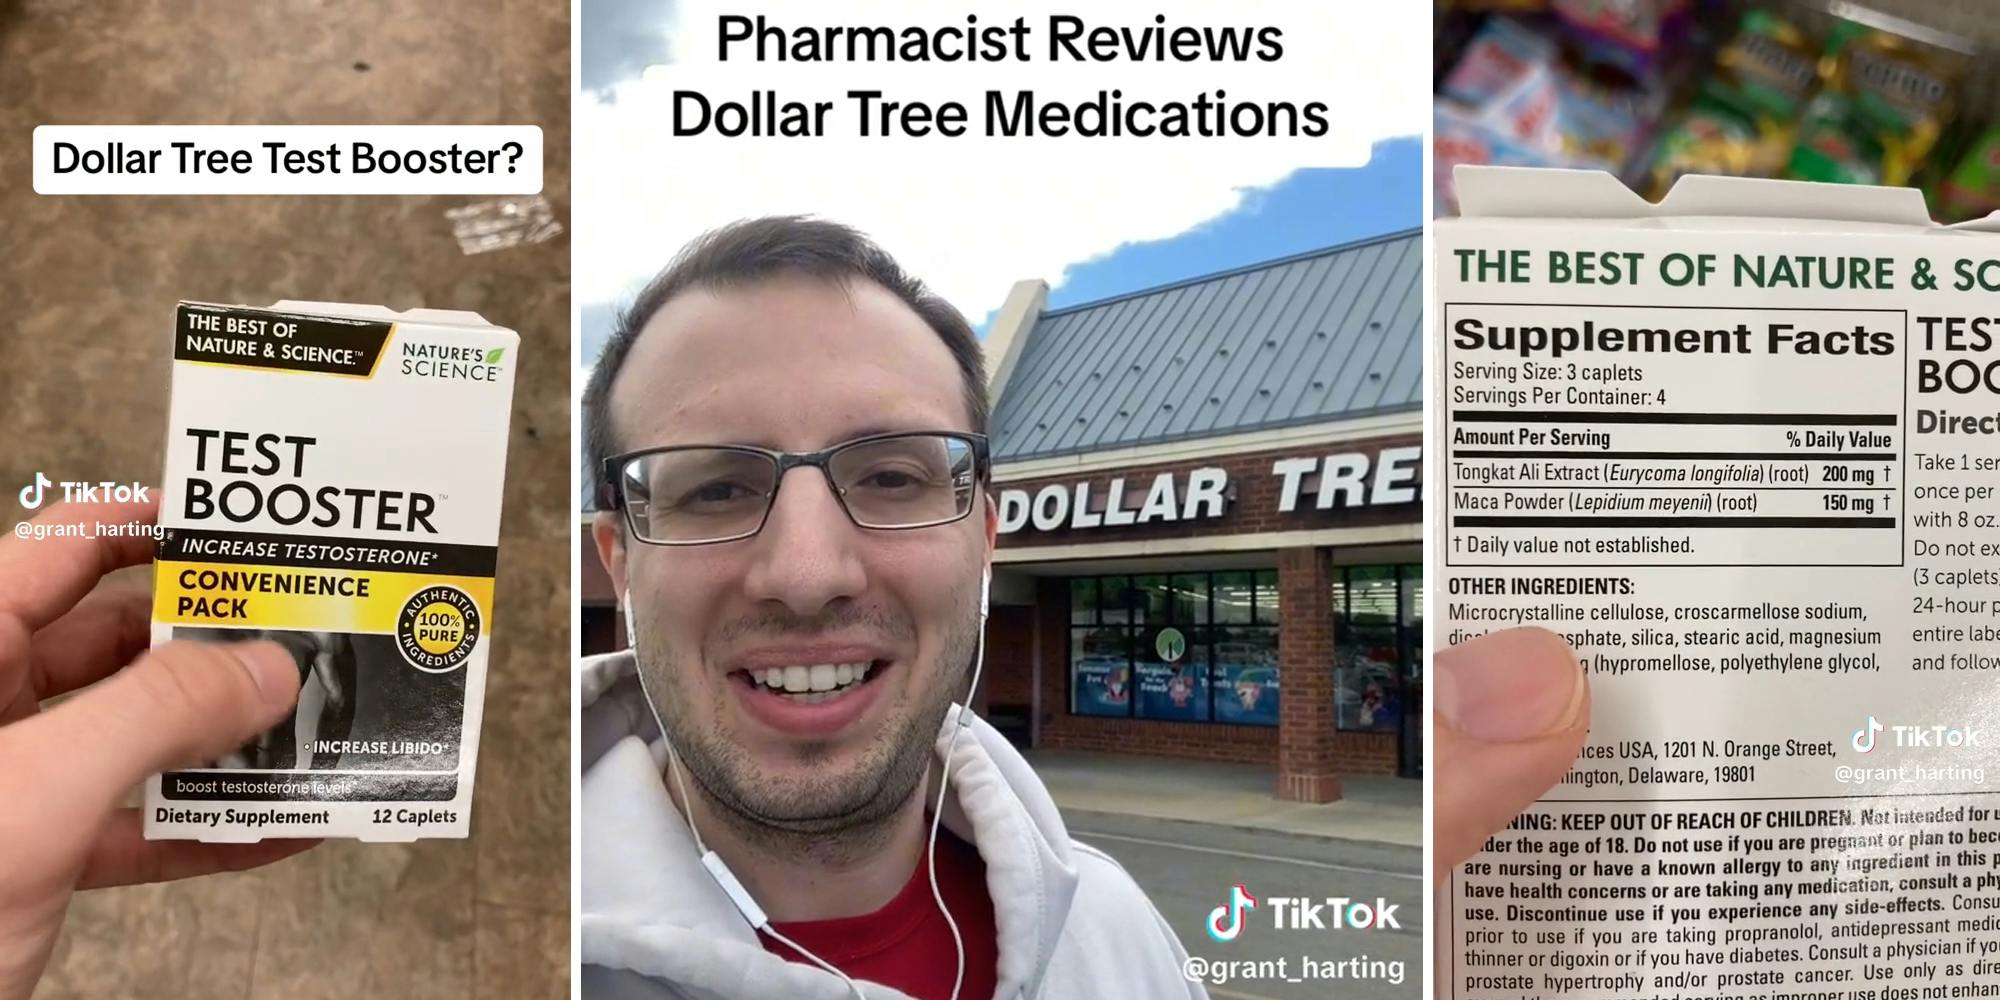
[1437,207,2000,1000]
[1444,304,1907,567]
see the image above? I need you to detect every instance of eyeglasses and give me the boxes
[599,431,989,546]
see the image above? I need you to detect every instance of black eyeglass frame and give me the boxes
[598,430,992,546]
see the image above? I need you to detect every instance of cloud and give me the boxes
[574,0,1428,345]
[580,0,675,98]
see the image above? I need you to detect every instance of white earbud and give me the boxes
[622,589,637,649]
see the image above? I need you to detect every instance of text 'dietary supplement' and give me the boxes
[144,301,517,842]
[1437,167,2000,998]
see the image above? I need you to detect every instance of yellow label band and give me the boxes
[154,560,494,633]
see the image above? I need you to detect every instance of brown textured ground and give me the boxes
[0,1,571,998]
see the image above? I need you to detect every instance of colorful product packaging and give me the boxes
[1786,6,1974,188]
[144,301,518,842]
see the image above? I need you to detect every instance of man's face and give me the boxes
[599,275,990,835]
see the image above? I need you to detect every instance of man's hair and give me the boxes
[583,216,990,500]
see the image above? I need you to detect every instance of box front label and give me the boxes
[146,303,514,842]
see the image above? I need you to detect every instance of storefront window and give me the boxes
[1171,574,1210,625]
[1067,571,1276,726]
[1213,571,1254,624]
[1135,574,1172,625]
[1136,625,1210,722]
[1100,575,1134,625]
[1348,565,1396,624]
[1336,624,1400,731]
[1403,566,1424,776]
[1334,565,1421,734]
[1070,627,1131,717]
[1211,624,1280,725]
[1253,569,1281,624]
[1070,578,1099,625]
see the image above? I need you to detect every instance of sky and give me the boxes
[573,0,1428,366]
[1042,140,1421,314]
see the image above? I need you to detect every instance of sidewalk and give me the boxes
[1025,749,1421,848]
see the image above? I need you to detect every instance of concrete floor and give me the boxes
[1026,749,1422,847]
[1,2,571,998]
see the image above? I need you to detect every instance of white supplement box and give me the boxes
[144,300,517,842]
[1436,166,2000,997]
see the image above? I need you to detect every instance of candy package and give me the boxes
[1645,7,1818,197]
[1441,17,1559,108]
[1441,0,1550,11]
[1786,8,1974,188]
[1434,102,1569,216]
[1553,0,1692,79]
[1935,124,2000,222]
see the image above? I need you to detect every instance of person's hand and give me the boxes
[0,497,319,999]
[1433,628,1589,880]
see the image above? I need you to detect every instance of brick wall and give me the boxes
[995,434,1420,550]
[1337,731,1400,775]
[1275,547,1338,801]
[983,605,1035,709]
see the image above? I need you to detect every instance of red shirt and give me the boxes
[758,829,999,1000]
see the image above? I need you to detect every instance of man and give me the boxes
[579,217,1207,999]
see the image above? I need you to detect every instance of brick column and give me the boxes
[1276,546,1340,802]
[1033,576,1070,741]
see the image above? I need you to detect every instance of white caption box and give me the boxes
[34,125,543,195]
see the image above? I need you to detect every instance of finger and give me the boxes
[76,809,319,889]
[1432,627,1590,880]
[8,639,301,819]
[0,495,160,633]
[26,587,153,698]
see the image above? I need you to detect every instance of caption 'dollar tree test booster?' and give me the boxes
[143,301,517,842]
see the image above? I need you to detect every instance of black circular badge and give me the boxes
[396,585,482,673]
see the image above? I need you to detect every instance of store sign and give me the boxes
[997,445,1423,535]
[998,468,1228,534]
[1273,445,1423,512]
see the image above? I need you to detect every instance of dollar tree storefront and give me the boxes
[973,230,1425,802]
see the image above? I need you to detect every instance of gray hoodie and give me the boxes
[578,650,1210,1000]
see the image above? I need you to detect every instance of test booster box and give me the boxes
[144,301,517,842]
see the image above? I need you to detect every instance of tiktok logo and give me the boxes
[12,477,148,509]
[18,472,51,509]
[1853,716,1883,753]
[1846,716,1978,752]
[1206,884,1257,943]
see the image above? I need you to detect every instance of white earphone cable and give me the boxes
[927,599,986,1000]
[626,589,869,1000]
[928,564,992,1000]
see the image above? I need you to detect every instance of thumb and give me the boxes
[1432,627,1589,880]
[15,639,301,817]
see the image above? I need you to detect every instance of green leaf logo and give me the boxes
[484,347,506,364]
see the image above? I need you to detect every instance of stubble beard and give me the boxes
[636,597,979,868]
